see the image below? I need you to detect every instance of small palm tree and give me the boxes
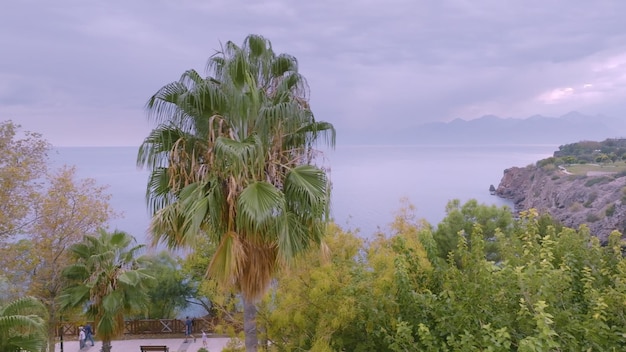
[0,296,47,352]
[59,229,153,352]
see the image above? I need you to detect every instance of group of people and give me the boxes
[185,316,209,347]
[76,317,209,349]
[78,324,95,349]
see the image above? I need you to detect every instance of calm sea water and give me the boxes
[50,144,557,244]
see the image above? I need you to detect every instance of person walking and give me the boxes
[202,330,208,347]
[78,326,86,349]
[84,323,95,347]
[184,316,193,343]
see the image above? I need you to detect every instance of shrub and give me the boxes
[569,203,583,212]
[537,157,556,168]
[585,177,611,187]
[221,339,245,352]
[606,203,616,217]
[197,348,209,352]
[542,164,557,173]
[584,192,598,208]
[586,213,600,222]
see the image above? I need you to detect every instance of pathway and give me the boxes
[56,335,234,352]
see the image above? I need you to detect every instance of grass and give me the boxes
[564,161,626,176]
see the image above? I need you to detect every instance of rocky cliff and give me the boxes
[496,164,626,242]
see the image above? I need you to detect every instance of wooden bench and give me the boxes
[140,346,169,352]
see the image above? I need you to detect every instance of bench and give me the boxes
[140,346,169,352]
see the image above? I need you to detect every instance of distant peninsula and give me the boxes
[496,138,626,242]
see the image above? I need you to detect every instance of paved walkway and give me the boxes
[55,335,235,352]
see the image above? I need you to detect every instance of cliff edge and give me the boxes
[496,164,626,242]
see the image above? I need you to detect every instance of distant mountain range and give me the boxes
[353,112,626,145]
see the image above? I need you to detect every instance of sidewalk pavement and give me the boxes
[56,335,235,352]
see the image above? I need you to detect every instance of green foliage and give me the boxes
[0,296,47,352]
[60,230,154,352]
[586,213,601,222]
[536,157,556,168]
[141,252,193,319]
[0,122,117,352]
[606,203,616,217]
[585,177,611,187]
[434,199,514,262]
[263,204,626,351]
[139,34,336,350]
[584,191,598,207]
[555,138,626,163]
[219,334,245,351]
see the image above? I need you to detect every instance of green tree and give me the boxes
[138,34,335,351]
[0,122,117,352]
[0,296,47,352]
[264,205,434,351]
[434,199,514,262]
[1,166,116,351]
[141,251,193,319]
[59,230,153,352]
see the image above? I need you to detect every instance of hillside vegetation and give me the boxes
[552,138,626,164]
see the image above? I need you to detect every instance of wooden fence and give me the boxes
[57,318,216,338]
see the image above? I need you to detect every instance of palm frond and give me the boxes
[1,334,47,352]
[284,165,329,207]
[236,181,285,235]
[0,296,46,316]
[208,231,245,287]
[214,135,262,174]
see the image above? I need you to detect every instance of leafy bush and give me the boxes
[221,339,245,352]
[585,177,611,187]
[568,203,583,212]
[606,203,616,217]
[586,213,600,222]
[583,192,598,208]
[265,205,626,351]
[542,163,557,173]
[537,157,556,168]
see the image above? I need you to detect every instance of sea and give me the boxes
[50,144,558,245]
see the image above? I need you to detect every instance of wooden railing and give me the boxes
[56,318,216,338]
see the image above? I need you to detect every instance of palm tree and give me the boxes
[137,34,335,351]
[0,296,47,352]
[59,230,153,352]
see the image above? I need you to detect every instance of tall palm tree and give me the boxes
[137,34,335,351]
[59,230,153,352]
[0,296,47,352]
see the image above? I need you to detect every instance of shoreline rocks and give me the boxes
[496,164,626,242]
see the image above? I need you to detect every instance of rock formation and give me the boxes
[496,164,626,242]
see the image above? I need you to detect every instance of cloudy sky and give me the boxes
[2,0,626,146]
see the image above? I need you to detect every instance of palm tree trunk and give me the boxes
[102,339,112,352]
[47,321,57,352]
[243,297,258,352]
